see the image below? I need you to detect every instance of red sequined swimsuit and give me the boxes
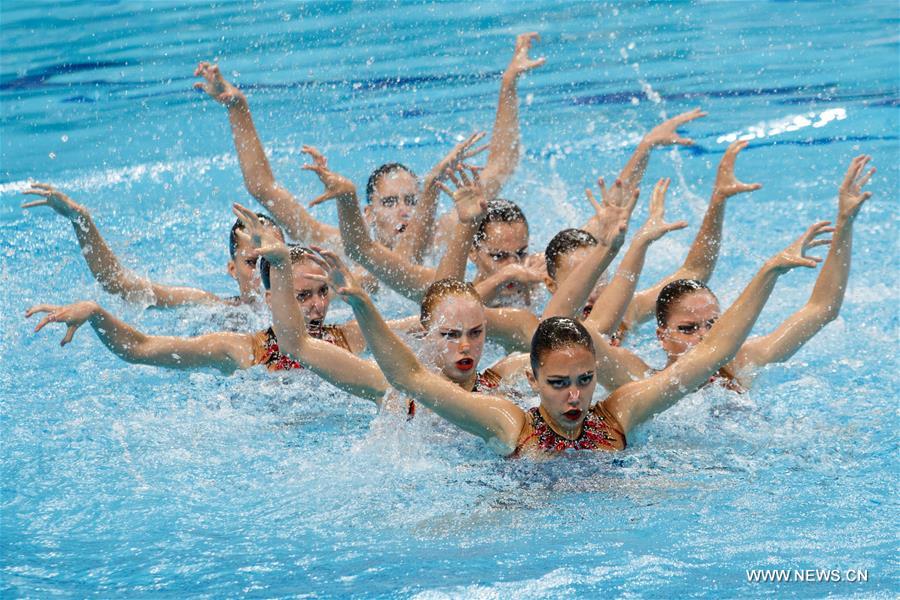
[252,326,350,372]
[514,405,626,455]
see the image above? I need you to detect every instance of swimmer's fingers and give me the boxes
[446,169,462,189]
[307,193,335,208]
[32,311,62,334]
[666,220,689,233]
[60,324,81,347]
[674,108,707,124]
[585,187,603,216]
[231,202,259,229]
[463,142,490,160]
[649,178,670,216]
[21,199,49,209]
[436,181,455,199]
[25,304,59,320]
[857,166,876,189]
[301,145,328,168]
[455,166,472,187]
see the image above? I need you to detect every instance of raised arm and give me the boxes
[583,108,706,239]
[604,222,831,434]
[624,140,762,326]
[401,131,487,260]
[26,301,251,374]
[303,153,436,301]
[541,177,641,320]
[232,204,389,402]
[479,32,545,201]
[194,62,338,246]
[311,249,526,453]
[22,183,223,307]
[584,178,688,335]
[735,155,874,371]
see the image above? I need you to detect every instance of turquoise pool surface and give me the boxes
[1,1,898,597]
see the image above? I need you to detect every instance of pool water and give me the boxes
[1,1,898,597]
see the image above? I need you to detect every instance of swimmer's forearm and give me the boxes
[480,71,522,199]
[69,211,154,300]
[586,236,651,336]
[336,194,434,301]
[542,238,620,321]
[346,294,424,390]
[433,220,478,282]
[681,190,728,281]
[87,305,152,363]
[617,140,653,190]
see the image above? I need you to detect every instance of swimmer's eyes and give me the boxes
[547,378,570,389]
[245,258,258,268]
[576,373,594,386]
[675,319,717,335]
[440,330,462,340]
[297,292,312,302]
[318,286,329,298]
[487,248,528,262]
[403,194,417,207]
[380,196,398,208]
[469,327,483,338]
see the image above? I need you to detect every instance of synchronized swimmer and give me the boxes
[22,32,875,459]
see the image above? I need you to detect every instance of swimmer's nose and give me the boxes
[567,388,581,403]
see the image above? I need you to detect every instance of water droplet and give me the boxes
[48,152,56,159]
[61,135,69,143]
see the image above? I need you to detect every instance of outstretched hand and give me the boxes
[585,177,640,247]
[643,108,707,147]
[771,221,834,272]
[305,246,366,301]
[21,183,87,221]
[301,146,357,207]
[635,178,689,243]
[427,131,489,188]
[193,62,244,107]
[838,154,875,220]
[25,301,98,346]
[437,165,488,224]
[507,32,546,77]
[713,140,762,200]
[231,203,289,264]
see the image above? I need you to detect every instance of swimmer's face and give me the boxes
[424,295,486,385]
[657,290,721,360]
[366,169,419,248]
[472,221,530,302]
[528,345,597,435]
[265,260,331,328]
[228,235,264,297]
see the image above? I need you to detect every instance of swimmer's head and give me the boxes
[471,199,530,301]
[420,279,486,385]
[260,245,332,328]
[543,228,609,317]
[365,163,418,248]
[228,214,284,298]
[527,317,597,434]
[655,279,721,361]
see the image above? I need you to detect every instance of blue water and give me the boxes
[2,1,898,597]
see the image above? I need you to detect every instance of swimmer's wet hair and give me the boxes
[544,228,598,280]
[420,278,483,329]
[474,199,528,247]
[259,244,317,290]
[530,317,595,375]
[366,163,417,204]
[656,279,714,327]
[229,213,283,259]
